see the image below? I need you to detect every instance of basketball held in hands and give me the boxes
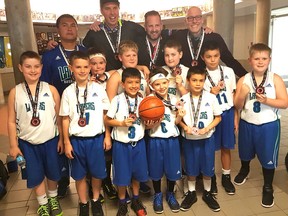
[139,96,165,121]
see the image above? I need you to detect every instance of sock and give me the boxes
[133,195,139,200]
[187,180,196,192]
[48,189,58,198]
[203,178,211,192]
[241,160,250,172]
[167,180,175,193]
[119,198,126,204]
[222,168,231,175]
[152,180,161,194]
[37,193,48,206]
[262,167,275,187]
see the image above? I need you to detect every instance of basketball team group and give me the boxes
[6,0,288,216]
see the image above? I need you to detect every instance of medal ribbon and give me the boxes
[190,92,203,127]
[24,81,40,118]
[169,64,182,76]
[145,36,161,68]
[59,44,79,66]
[95,73,108,83]
[187,29,204,61]
[251,70,267,91]
[206,65,224,87]
[124,93,138,116]
[76,84,88,119]
[155,93,176,111]
[101,20,122,55]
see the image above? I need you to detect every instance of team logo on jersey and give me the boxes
[205,102,210,107]
[55,56,61,60]
[225,75,229,79]
[92,93,98,97]
[266,83,272,88]
[43,93,49,97]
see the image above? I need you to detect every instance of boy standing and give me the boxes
[60,51,110,216]
[8,51,63,216]
[179,66,222,212]
[147,67,185,213]
[201,41,237,195]
[105,68,148,216]
[233,43,288,207]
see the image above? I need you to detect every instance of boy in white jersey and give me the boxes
[105,68,148,216]
[147,67,186,213]
[8,51,63,216]
[60,51,110,216]
[162,39,189,99]
[179,66,222,212]
[201,41,237,195]
[233,43,288,208]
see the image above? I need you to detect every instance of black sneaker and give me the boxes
[91,199,104,216]
[139,182,151,194]
[79,202,89,216]
[202,190,220,212]
[117,202,129,216]
[57,177,70,199]
[166,192,180,213]
[131,198,147,216]
[103,181,118,200]
[261,186,274,208]
[153,192,163,214]
[210,175,218,195]
[234,168,249,185]
[180,191,197,211]
[222,174,235,195]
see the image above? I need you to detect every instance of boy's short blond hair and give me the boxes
[118,40,138,56]
[249,43,272,57]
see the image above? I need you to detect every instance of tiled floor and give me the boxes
[0,102,288,216]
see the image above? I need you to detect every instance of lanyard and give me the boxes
[124,92,138,116]
[190,92,203,127]
[101,20,122,56]
[252,70,267,94]
[169,64,182,76]
[95,73,108,83]
[76,83,88,118]
[146,36,161,69]
[206,65,224,87]
[59,44,79,66]
[155,93,176,111]
[187,29,204,61]
[24,81,40,118]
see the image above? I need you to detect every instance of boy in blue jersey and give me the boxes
[179,66,222,212]
[233,43,288,208]
[105,68,148,216]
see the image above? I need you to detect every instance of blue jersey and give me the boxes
[40,45,86,96]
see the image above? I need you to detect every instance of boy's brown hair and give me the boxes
[19,51,41,65]
[249,43,272,57]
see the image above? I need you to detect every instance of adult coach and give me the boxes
[172,6,247,77]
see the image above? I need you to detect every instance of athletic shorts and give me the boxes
[214,107,235,150]
[182,136,215,177]
[147,136,181,181]
[18,136,61,188]
[70,134,106,180]
[238,119,280,169]
[112,138,148,186]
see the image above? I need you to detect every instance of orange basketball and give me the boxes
[139,96,165,121]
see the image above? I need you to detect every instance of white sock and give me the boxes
[37,193,48,206]
[48,189,58,198]
[222,168,231,175]
[187,180,196,192]
[203,179,211,192]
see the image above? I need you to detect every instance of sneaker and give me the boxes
[131,198,147,216]
[153,192,163,214]
[103,181,118,200]
[117,202,129,216]
[180,191,197,211]
[99,194,105,203]
[202,190,220,212]
[139,182,151,194]
[234,168,249,185]
[79,202,89,216]
[210,175,218,195]
[166,192,180,213]
[222,174,235,195]
[125,190,131,204]
[37,204,50,216]
[57,177,70,198]
[261,186,274,208]
[91,199,104,216]
[48,197,63,216]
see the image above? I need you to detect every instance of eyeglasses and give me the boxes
[186,15,202,22]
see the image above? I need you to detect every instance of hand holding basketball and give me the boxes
[139,96,165,122]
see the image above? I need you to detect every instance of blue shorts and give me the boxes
[70,134,106,180]
[182,136,215,177]
[147,137,181,181]
[112,139,148,186]
[238,119,280,169]
[214,107,235,150]
[18,136,61,188]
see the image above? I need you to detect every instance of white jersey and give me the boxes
[204,65,236,111]
[60,81,110,137]
[181,90,222,140]
[107,92,145,143]
[162,64,189,100]
[148,94,180,138]
[15,82,58,144]
[116,68,147,97]
[240,71,280,125]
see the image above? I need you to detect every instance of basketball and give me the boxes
[139,96,165,121]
